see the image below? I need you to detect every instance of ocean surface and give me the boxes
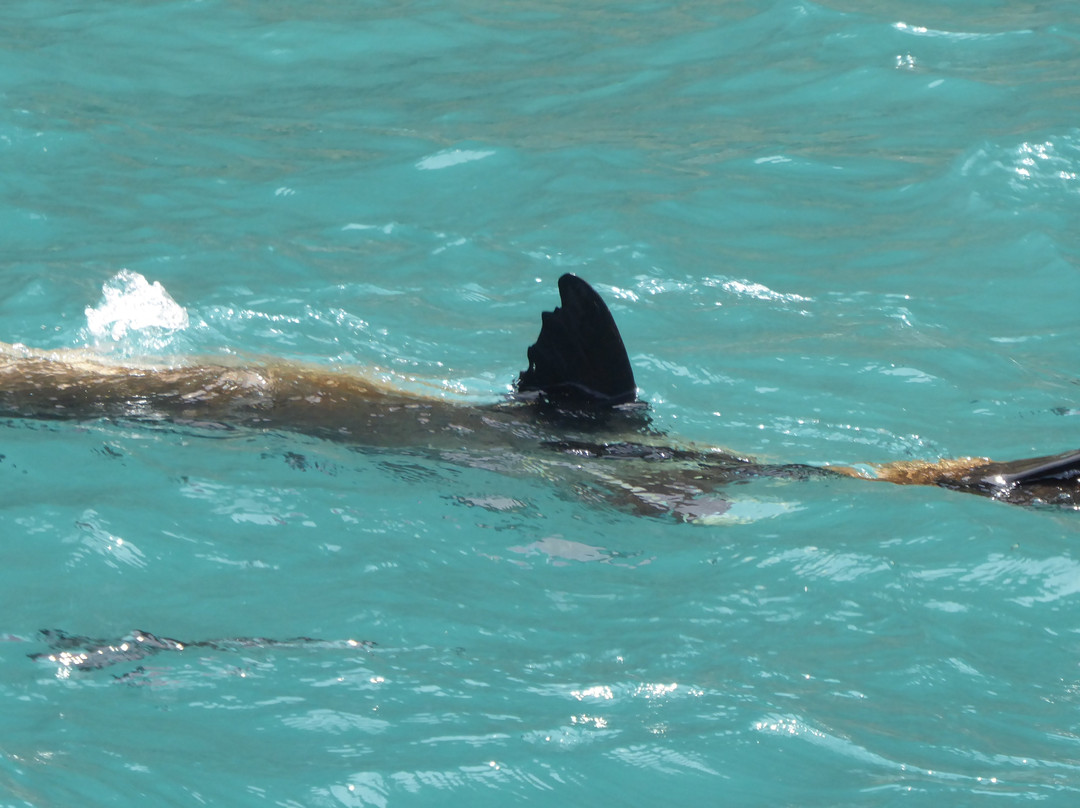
[2,1,1080,805]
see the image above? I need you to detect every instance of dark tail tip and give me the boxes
[515,274,637,408]
[979,448,1080,489]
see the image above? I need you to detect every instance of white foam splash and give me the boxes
[84,270,189,354]
[719,278,812,304]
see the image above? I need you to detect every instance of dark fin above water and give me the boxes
[516,274,637,407]
[979,448,1080,489]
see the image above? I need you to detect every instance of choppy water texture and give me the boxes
[2,1,1080,805]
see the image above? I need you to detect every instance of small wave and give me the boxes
[703,276,813,308]
[893,21,1034,41]
[960,134,1080,199]
[69,510,147,571]
[415,148,495,171]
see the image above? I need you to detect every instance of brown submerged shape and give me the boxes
[1,274,1078,517]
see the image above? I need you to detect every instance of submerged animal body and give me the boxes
[27,628,371,674]
[1,273,1078,513]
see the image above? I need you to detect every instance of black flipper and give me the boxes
[516,274,637,407]
[979,448,1080,489]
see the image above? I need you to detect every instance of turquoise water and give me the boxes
[3,0,1080,805]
